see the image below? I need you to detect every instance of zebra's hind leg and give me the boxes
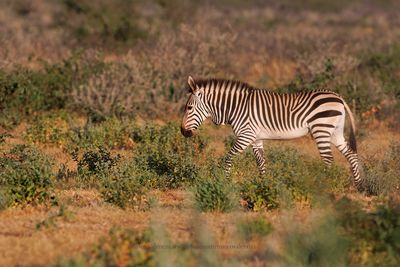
[331,129,362,191]
[252,140,265,174]
[311,128,335,166]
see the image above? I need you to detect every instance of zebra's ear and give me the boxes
[188,76,197,93]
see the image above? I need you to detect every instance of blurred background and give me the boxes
[0,1,399,266]
[0,0,399,125]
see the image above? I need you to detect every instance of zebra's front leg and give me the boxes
[252,140,265,174]
[225,135,255,174]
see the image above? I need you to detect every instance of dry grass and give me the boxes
[0,188,310,267]
[1,1,399,266]
[0,203,149,266]
[0,121,398,266]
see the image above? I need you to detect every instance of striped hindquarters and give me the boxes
[249,90,345,135]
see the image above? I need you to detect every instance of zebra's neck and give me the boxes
[202,79,253,126]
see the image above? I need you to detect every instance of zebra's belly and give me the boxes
[256,127,309,140]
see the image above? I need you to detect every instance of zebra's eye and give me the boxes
[187,106,193,111]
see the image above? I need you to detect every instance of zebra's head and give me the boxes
[181,76,209,138]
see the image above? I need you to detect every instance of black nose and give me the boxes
[181,127,193,138]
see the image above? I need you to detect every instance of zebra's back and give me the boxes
[249,90,345,140]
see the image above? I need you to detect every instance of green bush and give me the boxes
[26,116,136,155]
[263,147,313,202]
[238,145,350,209]
[337,45,400,120]
[73,147,120,188]
[65,117,136,154]
[100,162,149,210]
[0,145,55,207]
[336,197,400,266]
[72,147,149,209]
[362,142,400,195]
[362,45,400,99]
[0,53,105,128]
[132,122,208,189]
[193,169,236,212]
[236,144,349,210]
[240,175,280,211]
[24,110,76,145]
[238,217,273,241]
[53,227,154,267]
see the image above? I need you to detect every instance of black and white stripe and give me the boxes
[181,76,362,192]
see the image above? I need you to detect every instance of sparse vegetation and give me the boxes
[193,169,236,212]
[100,161,149,210]
[336,197,400,266]
[53,227,154,267]
[240,175,280,211]
[36,205,74,230]
[132,122,207,189]
[278,210,349,267]
[238,145,349,211]
[73,147,121,188]
[0,0,399,266]
[0,53,105,128]
[0,145,55,207]
[238,217,273,241]
[363,142,400,195]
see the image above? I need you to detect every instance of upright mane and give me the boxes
[194,78,260,93]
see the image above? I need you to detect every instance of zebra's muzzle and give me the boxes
[181,127,193,138]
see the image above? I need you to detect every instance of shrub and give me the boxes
[53,227,154,267]
[240,175,280,211]
[121,23,237,118]
[238,217,273,241]
[307,161,351,194]
[193,169,236,212]
[73,147,149,209]
[336,197,400,266]
[100,162,149,210]
[24,114,137,152]
[262,147,313,202]
[0,145,55,206]
[132,122,208,189]
[24,110,76,145]
[64,117,136,153]
[362,142,400,195]
[236,144,349,210]
[73,147,120,188]
[71,64,139,120]
[336,45,400,121]
[143,151,199,189]
[361,45,400,99]
[0,53,105,128]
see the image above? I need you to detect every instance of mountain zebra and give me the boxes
[181,76,363,192]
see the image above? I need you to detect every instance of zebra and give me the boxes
[181,76,364,192]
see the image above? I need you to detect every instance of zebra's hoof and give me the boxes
[355,182,367,194]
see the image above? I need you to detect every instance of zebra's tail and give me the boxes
[343,100,357,153]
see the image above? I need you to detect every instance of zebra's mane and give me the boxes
[191,78,336,95]
[192,78,259,93]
